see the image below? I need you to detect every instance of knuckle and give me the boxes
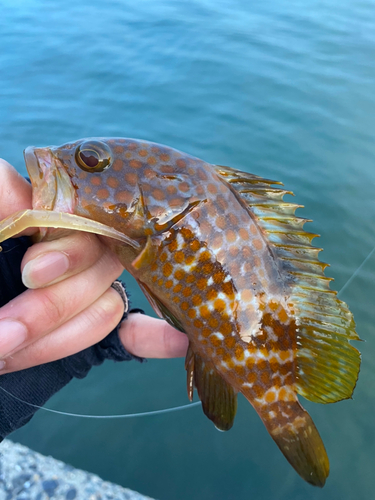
[38,289,67,325]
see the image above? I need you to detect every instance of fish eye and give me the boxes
[75,141,112,172]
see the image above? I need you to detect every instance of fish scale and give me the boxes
[0,137,360,488]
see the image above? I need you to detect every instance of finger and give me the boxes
[0,287,125,373]
[0,248,124,358]
[21,232,113,289]
[0,159,36,236]
[119,313,189,358]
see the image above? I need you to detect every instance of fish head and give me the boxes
[24,138,206,240]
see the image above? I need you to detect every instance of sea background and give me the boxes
[1,1,375,499]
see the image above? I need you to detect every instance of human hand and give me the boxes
[0,159,188,374]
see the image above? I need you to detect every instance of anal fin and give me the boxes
[186,345,237,431]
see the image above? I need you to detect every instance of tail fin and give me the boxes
[255,400,329,487]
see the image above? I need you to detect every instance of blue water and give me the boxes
[1,0,375,498]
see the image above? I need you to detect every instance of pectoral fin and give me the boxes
[186,345,237,431]
[138,281,185,333]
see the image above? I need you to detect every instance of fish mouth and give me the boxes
[24,146,76,214]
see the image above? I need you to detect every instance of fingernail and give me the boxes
[0,319,28,357]
[22,252,70,288]
[0,360,5,371]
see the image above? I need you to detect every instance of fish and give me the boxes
[0,138,361,487]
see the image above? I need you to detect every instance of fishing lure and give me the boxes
[0,138,361,487]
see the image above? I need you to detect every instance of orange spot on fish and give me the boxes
[182,287,192,298]
[247,371,257,384]
[165,279,173,289]
[174,269,185,281]
[169,197,184,208]
[114,146,124,154]
[129,159,142,169]
[160,153,170,162]
[235,365,245,377]
[144,168,156,179]
[196,185,205,196]
[208,317,219,329]
[173,283,183,293]
[138,149,148,157]
[207,183,218,194]
[115,191,132,204]
[113,159,124,171]
[147,156,157,165]
[224,336,236,349]
[178,182,190,192]
[212,234,223,249]
[152,188,165,201]
[234,346,244,361]
[181,301,189,311]
[278,308,289,323]
[185,255,195,265]
[192,295,202,306]
[216,216,226,230]
[200,305,210,320]
[213,271,225,284]
[250,224,258,235]
[84,186,92,194]
[202,262,214,275]
[189,240,200,252]
[188,309,196,319]
[163,262,173,277]
[265,391,276,403]
[279,350,292,361]
[239,228,249,240]
[216,195,228,211]
[226,229,237,243]
[176,159,187,168]
[206,289,218,301]
[91,176,102,186]
[197,169,207,181]
[220,322,232,335]
[196,278,207,290]
[96,188,109,200]
[107,176,119,189]
[211,336,224,349]
[174,251,185,264]
[222,282,234,298]
[194,319,203,328]
[214,299,226,313]
[166,185,177,195]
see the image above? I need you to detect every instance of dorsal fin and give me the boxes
[214,165,361,404]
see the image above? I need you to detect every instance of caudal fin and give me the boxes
[256,400,329,487]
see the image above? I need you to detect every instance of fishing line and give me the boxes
[0,242,374,420]
[0,385,201,419]
[337,244,375,298]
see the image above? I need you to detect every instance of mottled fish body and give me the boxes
[3,138,361,486]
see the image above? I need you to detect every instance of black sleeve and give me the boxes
[0,236,143,440]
